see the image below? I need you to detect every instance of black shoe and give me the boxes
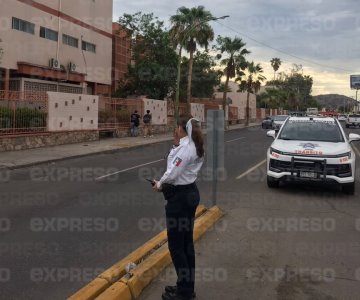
[163,287,196,299]
[162,291,195,300]
[165,286,177,294]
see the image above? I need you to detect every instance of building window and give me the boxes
[82,41,96,53]
[12,17,35,34]
[40,27,58,41]
[63,34,78,48]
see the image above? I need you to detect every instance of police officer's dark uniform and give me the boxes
[155,118,204,300]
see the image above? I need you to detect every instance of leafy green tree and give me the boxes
[257,88,286,109]
[214,36,250,112]
[115,12,178,99]
[270,58,281,80]
[238,61,266,125]
[265,65,316,110]
[179,51,221,100]
[338,106,345,113]
[170,6,215,109]
[217,83,232,93]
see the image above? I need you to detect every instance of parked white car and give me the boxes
[266,116,360,194]
[338,114,347,122]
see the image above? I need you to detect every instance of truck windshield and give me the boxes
[279,120,344,142]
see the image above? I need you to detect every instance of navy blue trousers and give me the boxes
[165,183,200,296]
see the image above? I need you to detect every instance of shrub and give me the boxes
[99,109,131,124]
[0,107,47,129]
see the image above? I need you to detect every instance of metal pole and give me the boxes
[174,46,182,128]
[212,116,218,206]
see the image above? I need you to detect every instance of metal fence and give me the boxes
[0,90,48,136]
[228,106,238,121]
[98,97,144,130]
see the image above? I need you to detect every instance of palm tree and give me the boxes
[238,61,266,126]
[215,36,250,115]
[170,6,214,113]
[217,83,232,93]
[270,58,281,80]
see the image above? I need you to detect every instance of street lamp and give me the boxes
[173,15,229,127]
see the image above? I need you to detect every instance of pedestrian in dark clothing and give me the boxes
[130,110,140,137]
[153,116,204,300]
[143,110,153,138]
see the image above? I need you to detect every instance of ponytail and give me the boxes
[190,119,204,158]
[178,116,205,158]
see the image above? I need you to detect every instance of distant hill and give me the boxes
[314,94,357,110]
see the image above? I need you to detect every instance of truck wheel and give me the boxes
[267,176,279,188]
[342,182,355,195]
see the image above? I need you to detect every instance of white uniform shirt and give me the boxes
[157,136,204,188]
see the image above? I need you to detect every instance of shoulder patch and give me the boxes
[173,156,182,167]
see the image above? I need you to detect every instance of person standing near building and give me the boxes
[143,110,153,138]
[152,116,204,300]
[130,110,140,137]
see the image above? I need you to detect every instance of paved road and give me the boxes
[0,125,271,300]
[139,125,360,300]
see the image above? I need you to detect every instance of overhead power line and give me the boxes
[215,21,354,73]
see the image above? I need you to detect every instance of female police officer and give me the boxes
[153,116,204,300]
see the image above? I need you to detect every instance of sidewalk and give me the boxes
[0,123,259,169]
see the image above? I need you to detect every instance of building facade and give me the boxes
[112,22,132,93]
[0,0,113,95]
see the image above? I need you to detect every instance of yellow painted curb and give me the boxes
[99,205,206,283]
[95,282,132,300]
[120,206,223,299]
[67,278,110,300]
[68,205,207,300]
[194,206,223,241]
[121,246,172,299]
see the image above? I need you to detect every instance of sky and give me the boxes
[113,0,360,98]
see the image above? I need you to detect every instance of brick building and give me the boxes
[0,0,113,95]
[112,22,132,93]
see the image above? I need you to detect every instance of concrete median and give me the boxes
[69,206,222,299]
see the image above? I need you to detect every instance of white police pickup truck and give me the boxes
[266,116,360,194]
[345,114,360,128]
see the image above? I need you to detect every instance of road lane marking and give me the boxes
[225,137,246,143]
[236,159,266,180]
[95,159,164,180]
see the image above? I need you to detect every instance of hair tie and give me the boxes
[186,118,200,142]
